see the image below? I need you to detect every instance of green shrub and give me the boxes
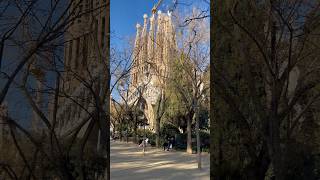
[199,130,210,152]
[173,131,210,152]
[135,129,156,146]
[160,123,180,138]
[175,133,187,150]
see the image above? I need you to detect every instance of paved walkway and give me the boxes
[111,140,210,180]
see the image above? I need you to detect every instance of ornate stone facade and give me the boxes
[128,10,177,130]
[52,0,107,140]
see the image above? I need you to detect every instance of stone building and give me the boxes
[52,0,108,144]
[128,10,177,131]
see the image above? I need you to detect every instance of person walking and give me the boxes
[167,137,171,151]
[163,141,168,151]
[169,137,174,150]
[138,138,143,147]
[139,137,149,147]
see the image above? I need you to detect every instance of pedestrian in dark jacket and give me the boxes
[163,141,168,151]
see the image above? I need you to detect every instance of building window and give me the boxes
[65,43,68,67]
[77,104,81,119]
[79,4,83,13]
[87,94,91,109]
[82,34,88,67]
[69,107,72,121]
[78,4,83,23]
[68,40,73,67]
[58,115,62,128]
[75,37,80,69]
[95,19,98,42]
[85,0,89,8]
[135,74,138,84]
[81,92,86,107]
[101,17,106,48]
[144,65,148,72]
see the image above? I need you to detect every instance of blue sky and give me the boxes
[110,0,209,47]
[111,0,174,49]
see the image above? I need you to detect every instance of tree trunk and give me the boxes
[195,105,201,168]
[119,119,123,141]
[268,16,284,180]
[244,141,270,179]
[113,125,116,137]
[126,129,128,143]
[269,115,283,180]
[155,117,160,148]
[187,113,192,154]
[155,92,165,148]
[134,117,138,143]
[143,118,146,155]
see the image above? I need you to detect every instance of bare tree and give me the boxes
[212,0,320,179]
[169,8,210,163]
[0,0,111,179]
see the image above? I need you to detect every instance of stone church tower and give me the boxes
[52,0,108,142]
[128,10,177,130]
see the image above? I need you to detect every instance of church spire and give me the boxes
[155,10,164,70]
[168,11,177,50]
[138,14,148,80]
[162,14,169,73]
[131,23,141,87]
[139,14,148,63]
[133,23,141,66]
[148,13,155,66]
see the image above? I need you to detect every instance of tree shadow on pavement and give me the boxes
[111,141,210,180]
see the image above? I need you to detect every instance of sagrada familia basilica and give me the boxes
[127,10,177,130]
[49,0,108,146]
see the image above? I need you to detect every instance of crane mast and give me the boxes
[152,0,163,14]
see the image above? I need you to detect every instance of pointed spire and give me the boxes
[142,14,148,38]
[148,14,155,65]
[133,23,141,66]
[139,14,148,72]
[155,10,163,67]
[163,15,169,67]
[167,11,176,50]
[131,23,141,87]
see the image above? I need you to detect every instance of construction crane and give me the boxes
[151,0,163,14]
